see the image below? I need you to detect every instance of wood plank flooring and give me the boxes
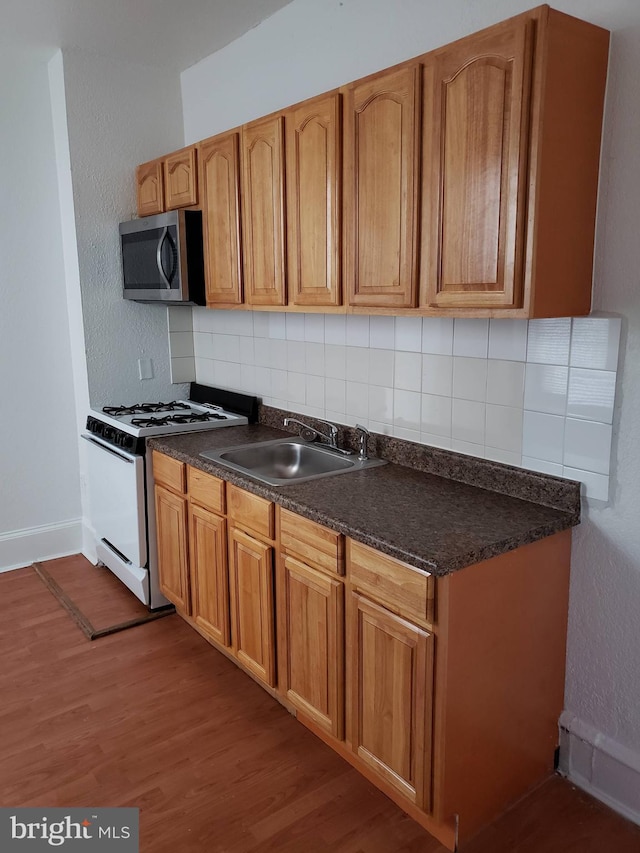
[1,563,639,852]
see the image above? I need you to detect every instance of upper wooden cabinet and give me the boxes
[164,146,198,210]
[136,159,164,217]
[343,65,421,309]
[285,92,342,308]
[241,115,286,307]
[422,17,533,311]
[420,6,609,316]
[136,148,197,216]
[134,6,608,319]
[198,131,243,306]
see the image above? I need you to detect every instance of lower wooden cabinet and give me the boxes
[278,554,344,738]
[152,451,571,851]
[188,503,230,647]
[154,484,190,613]
[349,592,434,810]
[228,526,276,687]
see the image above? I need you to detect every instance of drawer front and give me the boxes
[280,509,344,576]
[347,539,434,626]
[152,451,186,495]
[187,466,225,514]
[227,484,274,540]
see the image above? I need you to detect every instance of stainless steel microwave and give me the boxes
[119,209,205,305]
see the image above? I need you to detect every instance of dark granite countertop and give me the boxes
[148,423,580,577]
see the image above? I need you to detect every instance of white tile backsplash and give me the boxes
[452,399,486,445]
[370,315,395,349]
[567,368,616,423]
[487,360,525,408]
[453,318,489,358]
[395,316,423,352]
[488,319,528,361]
[346,347,369,383]
[286,313,305,341]
[324,314,346,345]
[564,419,613,475]
[178,313,621,502]
[522,411,565,464]
[422,354,453,397]
[526,318,571,365]
[570,316,621,371]
[524,363,568,415]
[422,317,454,355]
[346,314,370,347]
[393,389,422,430]
[394,351,422,392]
[453,357,488,402]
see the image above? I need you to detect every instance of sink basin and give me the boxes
[200,437,386,486]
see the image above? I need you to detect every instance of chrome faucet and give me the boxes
[283,417,352,454]
[355,424,370,461]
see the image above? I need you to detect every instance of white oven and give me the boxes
[83,385,257,609]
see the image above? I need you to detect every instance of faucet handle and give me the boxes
[355,424,370,460]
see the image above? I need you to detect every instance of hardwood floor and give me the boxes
[2,564,639,852]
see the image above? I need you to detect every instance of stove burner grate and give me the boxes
[103,401,191,417]
[130,412,229,427]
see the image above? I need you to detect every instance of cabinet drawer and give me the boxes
[153,451,185,495]
[280,509,344,576]
[187,466,225,514]
[227,484,274,540]
[347,539,434,626]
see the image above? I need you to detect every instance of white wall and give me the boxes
[180,0,640,821]
[0,47,82,569]
[60,48,189,408]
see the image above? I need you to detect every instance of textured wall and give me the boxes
[180,0,640,771]
[61,48,188,408]
[0,46,81,538]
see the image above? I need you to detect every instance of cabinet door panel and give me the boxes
[281,556,344,738]
[286,93,341,307]
[344,65,420,308]
[154,485,190,613]
[136,160,164,217]
[242,116,286,306]
[189,504,230,646]
[164,147,198,209]
[422,18,533,309]
[199,131,243,306]
[229,527,276,686]
[350,593,433,810]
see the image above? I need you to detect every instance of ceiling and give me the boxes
[1,0,295,70]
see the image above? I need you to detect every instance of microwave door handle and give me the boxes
[156,227,171,289]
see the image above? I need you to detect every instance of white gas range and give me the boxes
[83,385,257,609]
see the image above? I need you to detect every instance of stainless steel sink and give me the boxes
[200,437,386,486]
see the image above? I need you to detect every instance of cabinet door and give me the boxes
[189,503,230,647]
[286,93,341,307]
[280,555,344,738]
[241,115,286,306]
[154,485,190,613]
[136,160,164,217]
[350,593,434,810]
[421,17,534,310]
[198,131,243,306]
[164,146,198,209]
[228,526,276,686]
[344,65,420,308]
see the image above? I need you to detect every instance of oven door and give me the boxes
[83,434,149,603]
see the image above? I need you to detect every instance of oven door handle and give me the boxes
[81,433,136,463]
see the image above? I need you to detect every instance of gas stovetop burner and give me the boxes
[130,412,229,427]
[103,401,192,417]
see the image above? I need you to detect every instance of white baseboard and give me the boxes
[0,519,83,572]
[559,710,640,826]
